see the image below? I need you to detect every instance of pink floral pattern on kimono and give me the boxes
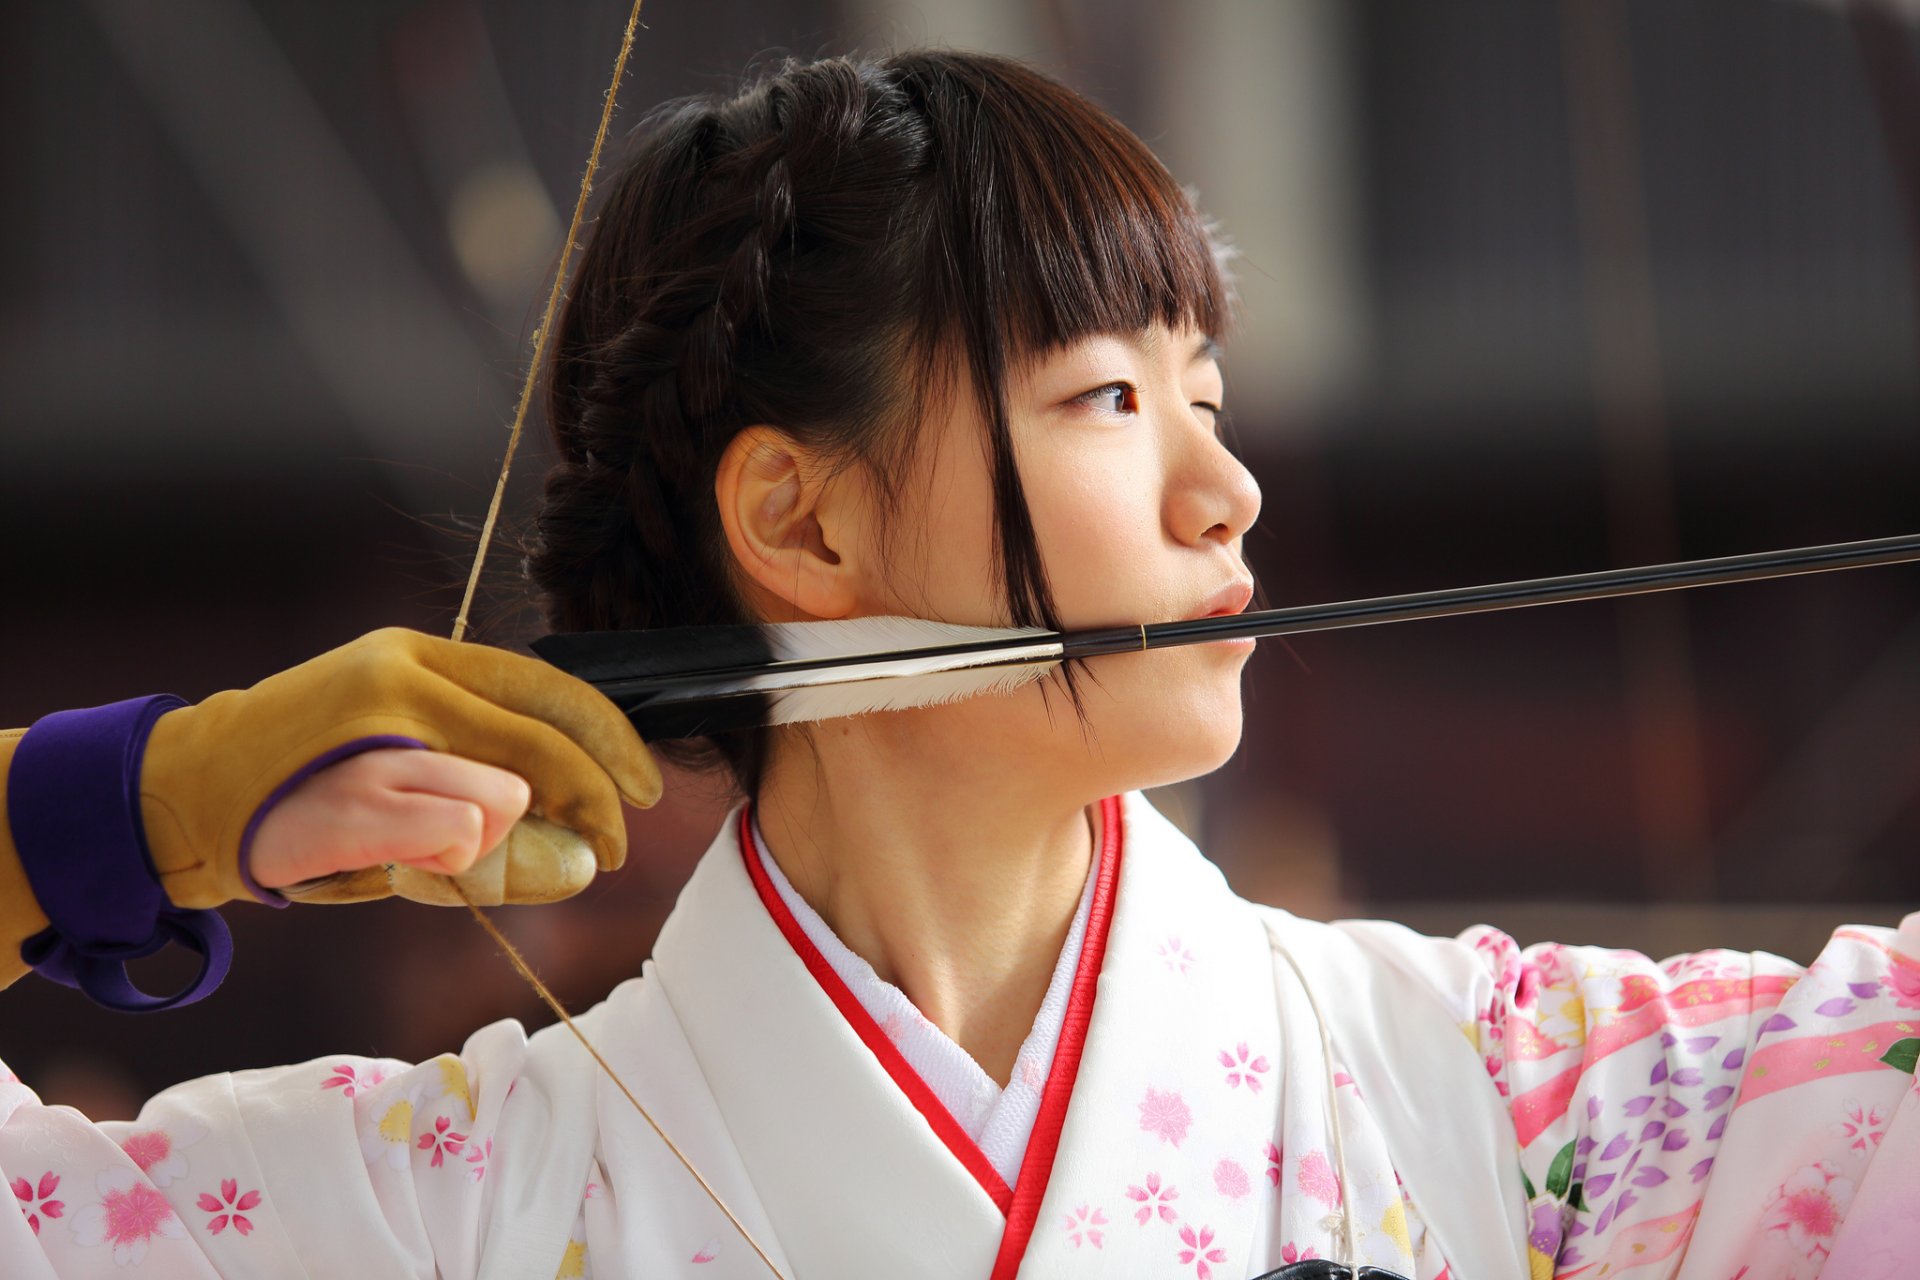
[417,1114,468,1168]
[118,1119,203,1188]
[196,1178,261,1236]
[1063,1203,1107,1247]
[1125,1171,1180,1224]
[1138,1088,1192,1146]
[0,1044,526,1276]
[13,1169,64,1234]
[70,1168,187,1264]
[1444,914,1920,1278]
[1219,1042,1270,1092]
[1176,1222,1228,1277]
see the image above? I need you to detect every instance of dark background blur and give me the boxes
[3,0,1916,1117]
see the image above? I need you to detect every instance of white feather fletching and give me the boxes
[657,627,1067,726]
[755,615,1053,662]
[765,653,1061,724]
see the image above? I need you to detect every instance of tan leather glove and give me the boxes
[1,628,660,989]
[144,627,661,908]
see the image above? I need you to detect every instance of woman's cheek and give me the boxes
[1035,499,1165,625]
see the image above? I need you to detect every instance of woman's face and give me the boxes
[850,323,1262,801]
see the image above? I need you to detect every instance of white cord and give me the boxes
[1271,937,1362,1277]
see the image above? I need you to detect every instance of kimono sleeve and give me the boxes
[1417,911,1920,1279]
[0,1016,564,1278]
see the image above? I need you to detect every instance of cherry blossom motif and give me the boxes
[117,1119,204,1188]
[1213,1159,1251,1200]
[1125,1172,1180,1225]
[1176,1223,1228,1278]
[1157,936,1195,975]
[1280,1243,1320,1264]
[465,1137,493,1183]
[1138,1088,1193,1146]
[360,1096,415,1170]
[417,1114,468,1168]
[1471,929,1522,986]
[1063,1204,1108,1248]
[691,1236,720,1264]
[1219,1042,1270,1093]
[321,1062,387,1099]
[195,1178,261,1236]
[12,1171,64,1235]
[70,1168,187,1265]
[1264,1142,1283,1188]
[1658,949,1741,983]
[1835,1101,1888,1153]
[1483,1054,1511,1099]
[1297,1150,1343,1207]
[1761,1162,1855,1260]
[1882,956,1920,1010]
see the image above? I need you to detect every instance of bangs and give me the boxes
[897,53,1232,363]
[872,52,1234,650]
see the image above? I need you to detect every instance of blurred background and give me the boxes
[2,0,1916,1117]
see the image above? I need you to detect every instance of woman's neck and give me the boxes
[753,723,1097,1088]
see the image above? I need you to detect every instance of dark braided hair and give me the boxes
[530,51,1229,797]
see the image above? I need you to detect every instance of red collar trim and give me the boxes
[989,793,1123,1278]
[736,794,1125,1244]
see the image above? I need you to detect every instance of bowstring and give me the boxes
[445,3,784,1273]
[449,0,631,644]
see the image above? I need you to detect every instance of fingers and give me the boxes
[378,790,489,878]
[425,703,633,872]
[250,749,533,888]
[382,750,532,869]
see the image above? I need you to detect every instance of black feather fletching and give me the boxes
[532,626,779,740]
[530,624,777,683]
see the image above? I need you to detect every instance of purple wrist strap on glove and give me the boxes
[10,695,232,1012]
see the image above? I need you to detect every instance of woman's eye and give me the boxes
[1074,381,1138,415]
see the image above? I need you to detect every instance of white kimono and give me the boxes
[3,791,1918,1279]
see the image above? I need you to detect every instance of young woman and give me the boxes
[2,50,1916,1280]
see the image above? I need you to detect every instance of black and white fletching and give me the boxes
[531,615,1064,740]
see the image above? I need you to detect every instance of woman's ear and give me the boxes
[714,426,863,621]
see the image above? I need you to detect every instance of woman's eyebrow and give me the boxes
[1191,335,1223,363]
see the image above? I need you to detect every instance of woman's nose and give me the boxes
[1169,421,1262,548]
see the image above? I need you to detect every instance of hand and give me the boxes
[135,627,662,911]
[250,748,533,888]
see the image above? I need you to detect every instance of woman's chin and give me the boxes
[1098,704,1246,795]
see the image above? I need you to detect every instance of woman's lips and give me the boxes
[1188,579,1255,622]
[1187,580,1258,651]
